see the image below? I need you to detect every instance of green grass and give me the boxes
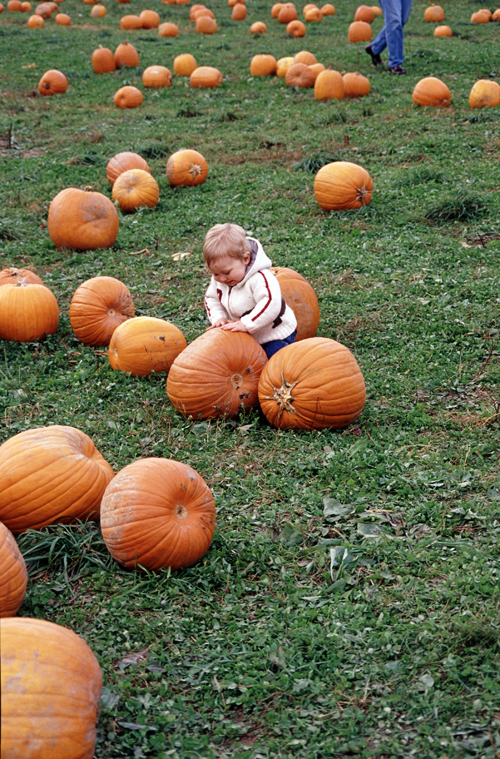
[1,0,500,756]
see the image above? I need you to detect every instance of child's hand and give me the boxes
[206,318,230,330]
[219,320,249,333]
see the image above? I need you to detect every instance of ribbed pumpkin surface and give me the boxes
[48,188,119,250]
[412,76,451,108]
[167,329,267,420]
[1,617,102,759]
[314,161,373,211]
[111,169,159,212]
[258,337,366,430]
[108,316,187,376]
[69,275,135,346]
[0,426,114,534]
[100,457,216,571]
[0,268,44,287]
[0,283,59,342]
[270,267,320,342]
[0,522,28,617]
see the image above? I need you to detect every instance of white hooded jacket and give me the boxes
[204,237,297,345]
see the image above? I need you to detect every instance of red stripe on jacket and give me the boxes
[251,271,273,322]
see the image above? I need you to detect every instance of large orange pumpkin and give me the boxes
[0,267,43,286]
[100,458,216,571]
[27,13,44,26]
[114,40,140,68]
[347,20,371,41]
[250,20,267,32]
[166,329,267,420]
[91,45,116,73]
[166,149,208,187]
[343,71,370,97]
[38,69,67,95]
[106,151,150,185]
[258,337,366,430]
[294,49,317,65]
[112,169,160,212]
[119,13,142,29]
[196,14,217,31]
[285,62,316,88]
[55,12,71,24]
[314,69,345,100]
[286,19,306,35]
[354,4,374,22]
[173,53,197,76]
[424,4,444,22]
[232,2,246,19]
[412,76,451,107]
[108,316,187,377]
[434,24,452,37]
[69,276,135,346]
[114,85,143,108]
[0,283,59,342]
[469,79,500,108]
[139,8,159,27]
[1,617,102,759]
[158,21,179,36]
[314,161,373,211]
[271,267,320,341]
[470,9,489,22]
[250,54,277,76]
[190,65,223,88]
[48,188,119,250]
[0,426,114,534]
[0,522,28,617]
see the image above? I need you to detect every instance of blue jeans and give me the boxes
[261,330,297,359]
[371,0,412,68]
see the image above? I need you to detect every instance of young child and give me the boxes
[203,223,297,359]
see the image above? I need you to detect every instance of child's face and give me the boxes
[208,253,250,286]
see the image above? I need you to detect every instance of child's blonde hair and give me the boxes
[203,223,251,266]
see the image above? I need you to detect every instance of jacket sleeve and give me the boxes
[239,270,284,334]
[204,280,228,325]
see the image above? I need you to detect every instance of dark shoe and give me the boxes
[365,44,382,66]
[389,64,406,75]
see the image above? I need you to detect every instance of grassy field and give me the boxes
[1,0,500,756]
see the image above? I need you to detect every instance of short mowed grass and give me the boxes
[1,0,500,756]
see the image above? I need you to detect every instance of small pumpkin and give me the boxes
[470,10,490,23]
[250,20,267,33]
[0,425,114,533]
[314,69,345,100]
[48,187,119,250]
[166,148,208,187]
[158,21,179,36]
[0,267,44,287]
[347,20,372,41]
[92,45,116,73]
[119,14,142,29]
[285,62,316,88]
[492,8,500,21]
[38,69,68,95]
[196,14,217,32]
[432,24,452,37]
[271,2,284,17]
[142,64,173,88]
[293,49,317,65]
[232,2,246,19]
[286,19,306,35]
[0,523,28,617]
[114,85,143,108]
[278,4,297,22]
[424,4,444,22]
[1,617,102,759]
[0,283,58,342]
[108,316,187,377]
[469,79,500,108]
[321,3,335,15]
[271,267,320,342]
[90,4,106,17]
[343,71,370,97]
[106,151,150,185]
[412,76,451,107]
[27,13,44,25]
[304,7,322,21]
[69,276,135,346]
[190,65,223,88]
[173,53,197,76]
[354,4,374,22]
[250,54,277,76]
[114,40,140,68]
[100,458,216,572]
[258,337,366,430]
[112,169,160,212]
[55,12,71,23]
[314,161,373,211]
[140,8,159,27]
[166,329,267,420]
[309,62,325,79]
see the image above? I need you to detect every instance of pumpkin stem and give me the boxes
[230,373,244,389]
[175,503,188,520]
[188,163,202,179]
[356,184,370,205]
[265,371,299,423]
